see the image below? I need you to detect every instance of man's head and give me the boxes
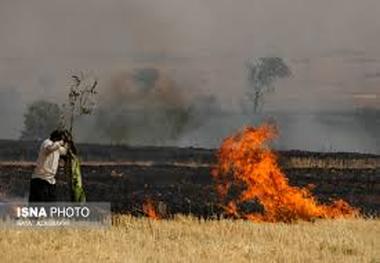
[49,130,64,142]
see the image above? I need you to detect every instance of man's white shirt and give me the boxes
[32,139,67,184]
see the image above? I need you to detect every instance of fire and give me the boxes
[142,199,160,219]
[212,124,359,222]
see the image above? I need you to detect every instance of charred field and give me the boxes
[0,140,379,218]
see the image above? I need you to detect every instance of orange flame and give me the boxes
[212,124,359,222]
[142,199,160,219]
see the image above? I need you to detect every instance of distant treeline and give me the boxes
[0,140,379,169]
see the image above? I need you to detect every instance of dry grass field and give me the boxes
[0,216,378,263]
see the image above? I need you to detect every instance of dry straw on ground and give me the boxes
[0,216,378,263]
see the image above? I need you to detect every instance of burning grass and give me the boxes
[0,216,378,263]
[143,199,160,220]
[212,124,359,222]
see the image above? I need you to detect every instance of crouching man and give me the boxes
[29,130,68,202]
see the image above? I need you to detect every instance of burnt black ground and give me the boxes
[0,142,378,217]
[0,163,378,217]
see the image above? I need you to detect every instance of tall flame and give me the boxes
[143,199,160,220]
[212,124,359,222]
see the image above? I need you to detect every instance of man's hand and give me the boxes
[64,142,69,150]
[58,141,68,156]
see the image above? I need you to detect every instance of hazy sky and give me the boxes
[1,0,380,57]
[1,0,379,98]
[0,0,379,151]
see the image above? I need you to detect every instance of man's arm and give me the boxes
[58,143,68,156]
[44,140,65,154]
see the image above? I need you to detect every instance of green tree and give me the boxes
[20,100,62,141]
[247,57,291,113]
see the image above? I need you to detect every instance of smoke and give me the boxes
[0,0,379,153]
[94,68,192,144]
[0,87,24,138]
[73,67,219,145]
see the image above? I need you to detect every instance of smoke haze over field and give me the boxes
[0,0,379,153]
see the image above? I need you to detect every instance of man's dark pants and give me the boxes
[28,178,57,202]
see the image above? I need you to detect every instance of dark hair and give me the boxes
[50,130,64,142]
